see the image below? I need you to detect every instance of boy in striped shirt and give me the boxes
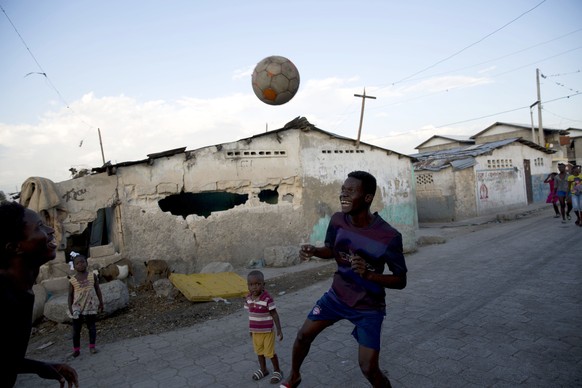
[245,270,284,384]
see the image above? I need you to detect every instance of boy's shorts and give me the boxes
[251,331,275,358]
[307,292,385,351]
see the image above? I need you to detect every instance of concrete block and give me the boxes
[88,253,123,270]
[37,261,73,283]
[157,183,178,194]
[40,276,70,295]
[89,243,116,258]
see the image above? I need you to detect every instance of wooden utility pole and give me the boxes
[98,128,106,165]
[536,69,545,147]
[354,88,376,148]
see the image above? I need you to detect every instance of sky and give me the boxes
[1,0,581,194]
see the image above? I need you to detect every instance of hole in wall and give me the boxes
[258,187,279,204]
[158,192,249,219]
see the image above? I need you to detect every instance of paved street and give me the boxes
[17,206,582,387]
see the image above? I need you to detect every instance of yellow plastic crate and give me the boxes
[169,272,248,302]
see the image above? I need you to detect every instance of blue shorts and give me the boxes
[307,292,385,350]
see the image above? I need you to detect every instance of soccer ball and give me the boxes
[251,55,300,105]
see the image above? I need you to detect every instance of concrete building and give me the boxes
[414,135,474,153]
[563,128,582,167]
[49,117,417,279]
[412,138,554,223]
[416,123,582,169]
[469,122,579,167]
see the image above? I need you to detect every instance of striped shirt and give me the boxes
[244,290,276,333]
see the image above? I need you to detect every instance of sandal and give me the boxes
[270,371,283,384]
[252,369,269,381]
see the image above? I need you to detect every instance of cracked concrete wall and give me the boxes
[54,128,418,274]
[415,170,457,222]
[300,134,417,252]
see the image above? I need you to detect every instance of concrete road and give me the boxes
[16,206,582,387]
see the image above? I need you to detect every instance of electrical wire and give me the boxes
[332,33,582,133]
[543,108,582,124]
[390,0,548,86]
[381,28,582,87]
[541,71,581,94]
[1,3,97,148]
[1,4,70,109]
[435,92,581,128]
[365,91,582,143]
[364,46,582,114]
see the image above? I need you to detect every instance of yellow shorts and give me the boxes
[252,331,275,358]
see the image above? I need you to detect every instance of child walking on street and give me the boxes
[68,252,104,357]
[244,270,284,384]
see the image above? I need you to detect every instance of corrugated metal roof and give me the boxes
[411,137,554,171]
[450,158,477,170]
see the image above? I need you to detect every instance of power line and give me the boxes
[1,4,70,110]
[1,3,100,151]
[543,92,582,104]
[332,0,552,129]
[541,71,581,94]
[365,46,582,114]
[330,31,582,132]
[365,91,582,143]
[384,28,582,87]
[435,92,582,128]
[493,46,582,78]
[391,0,547,85]
[543,108,582,124]
[435,106,530,128]
[543,69,581,78]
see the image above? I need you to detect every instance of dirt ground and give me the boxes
[26,262,336,361]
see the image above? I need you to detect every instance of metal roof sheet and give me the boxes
[412,137,553,171]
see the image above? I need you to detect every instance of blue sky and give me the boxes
[1,0,581,194]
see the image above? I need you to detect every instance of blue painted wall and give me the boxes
[533,174,550,203]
